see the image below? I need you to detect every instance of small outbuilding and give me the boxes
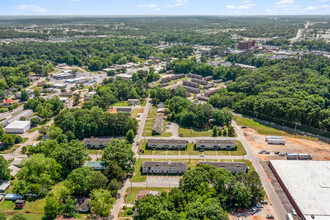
[15,200,26,209]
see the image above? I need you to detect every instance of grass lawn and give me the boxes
[119,208,134,218]
[168,76,188,85]
[130,159,147,182]
[231,141,247,156]
[0,145,19,154]
[131,108,144,118]
[28,127,39,133]
[0,200,34,213]
[5,214,45,220]
[28,181,65,214]
[124,187,171,204]
[148,108,157,118]
[178,126,213,137]
[234,115,285,136]
[21,138,29,143]
[112,101,129,107]
[87,149,101,155]
[180,143,201,156]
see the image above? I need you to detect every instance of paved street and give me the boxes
[232,120,287,220]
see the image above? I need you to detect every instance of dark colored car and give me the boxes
[266,215,274,219]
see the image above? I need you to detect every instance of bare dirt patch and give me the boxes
[242,127,330,161]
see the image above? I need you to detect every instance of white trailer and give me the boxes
[287,153,298,160]
[265,136,283,142]
[268,139,286,145]
[298,153,312,160]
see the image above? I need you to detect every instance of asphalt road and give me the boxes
[232,120,287,220]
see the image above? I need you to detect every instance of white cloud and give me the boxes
[138,4,157,8]
[243,0,251,3]
[70,0,80,2]
[226,5,236,9]
[275,0,294,5]
[304,4,329,11]
[15,5,47,14]
[226,2,256,10]
[155,8,161,11]
[166,0,188,8]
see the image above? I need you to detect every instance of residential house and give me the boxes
[199,161,247,174]
[83,137,112,149]
[183,80,199,88]
[183,86,200,94]
[135,190,158,201]
[188,73,203,79]
[204,76,214,81]
[0,181,10,193]
[3,99,17,106]
[152,113,164,135]
[86,161,106,171]
[147,139,188,150]
[191,78,208,85]
[195,139,236,151]
[128,99,139,106]
[76,198,91,213]
[142,161,188,174]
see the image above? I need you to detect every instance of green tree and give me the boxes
[60,197,77,217]
[20,90,29,101]
[33,89,41,97]
[126,129,134,143]
[65,167,93,196]
[228,125,235,137]
[44,193,60,219]
[1,133,14,147]
[212,126,218,137]
[89,189,116,217]
[0,155,11,180]
[102,139,135,173]
[223,128,227,136]
[90,172,108,190]
[218,129,222,136]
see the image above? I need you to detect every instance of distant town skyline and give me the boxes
[1,0,330,16]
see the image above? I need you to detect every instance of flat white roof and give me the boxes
[270,160,330,220]
[5,120,31,129]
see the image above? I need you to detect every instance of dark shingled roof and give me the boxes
[199,161,247,170]
[147,139,188,145]
[142,161,188,169]
[196,139,235,145]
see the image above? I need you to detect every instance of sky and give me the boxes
[0,0,329,16]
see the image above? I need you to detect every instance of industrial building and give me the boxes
[238,40,256,50]
[53,71,76,79]
[269,160,330,220]
[5,121,31,134]
[1,109,33,126]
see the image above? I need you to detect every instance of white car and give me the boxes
[292,208,297,216]
[199,154,205,157]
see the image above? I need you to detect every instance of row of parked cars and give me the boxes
[236,200,274,219]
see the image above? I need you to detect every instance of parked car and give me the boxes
[266,215,274,219]
[265,151,270,154]
[199,154,204,157]
[292,208,297,216]
[241,126,247,128]
[274,152,280,154]
[279,153,286,156]
[260,200,268,204]
[256,204,264,208]
[258,151,264,154]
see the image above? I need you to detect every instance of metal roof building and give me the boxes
[5,121,31,134]
[270,160,330,220]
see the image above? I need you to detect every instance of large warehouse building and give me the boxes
[270,160,330,220]
[5,121,31,134]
